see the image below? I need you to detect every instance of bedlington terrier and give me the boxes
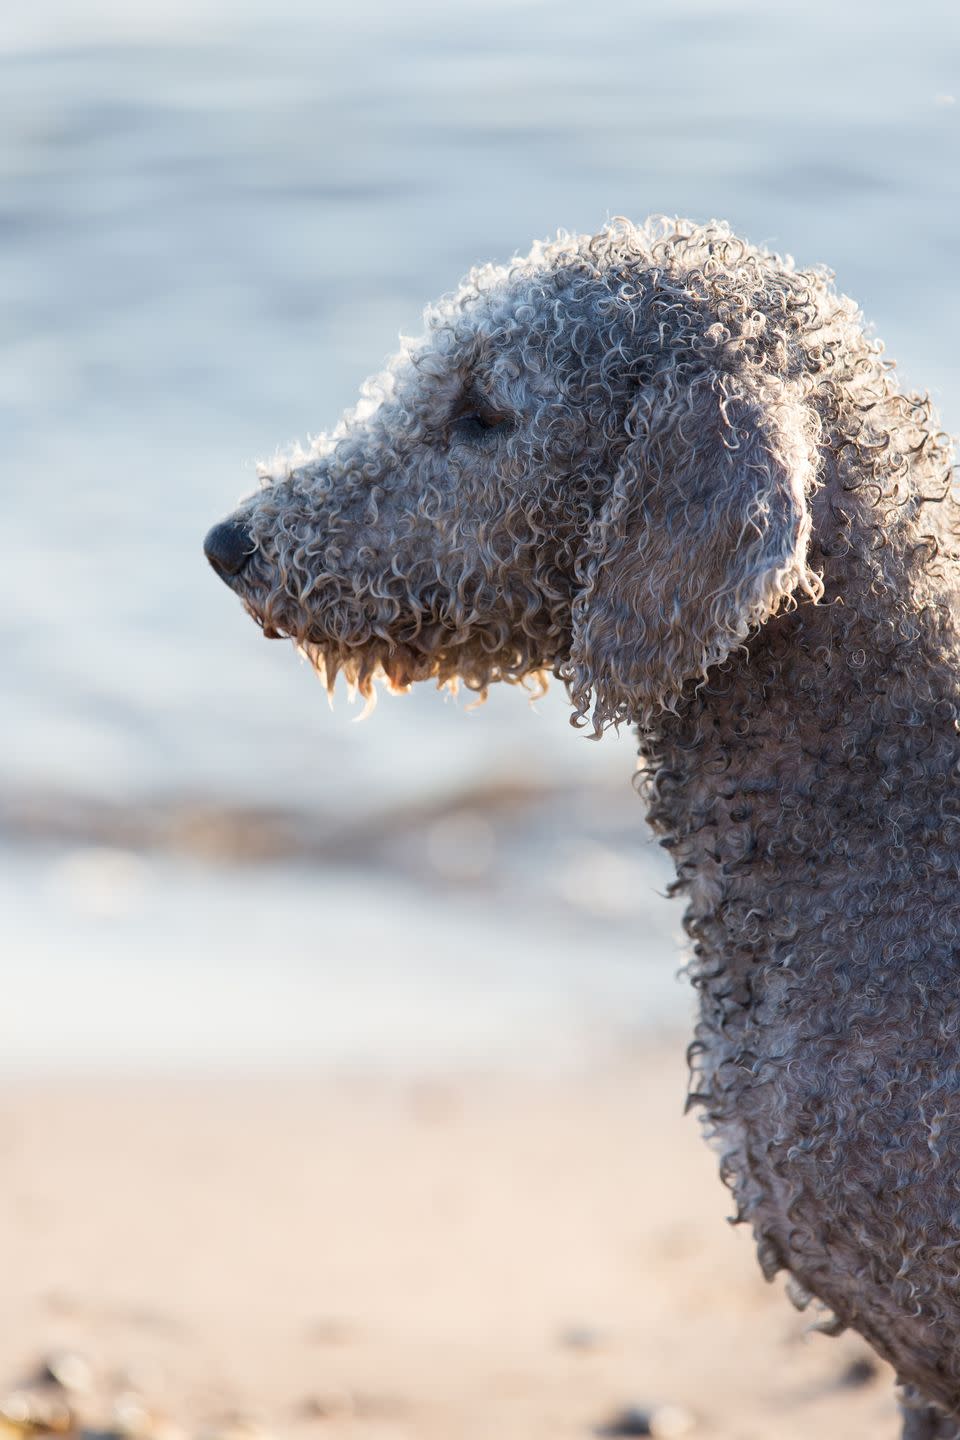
[205,218,960,1437]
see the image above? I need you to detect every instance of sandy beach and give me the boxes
[0,1047,899,1440]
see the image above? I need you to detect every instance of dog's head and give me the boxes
[205,219,822,730]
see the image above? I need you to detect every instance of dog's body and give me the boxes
[205,219,960,1436]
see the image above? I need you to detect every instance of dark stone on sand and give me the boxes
[597,1404,694,1438]
[596,1408,654,1437]
[558,1322,606,1351]
[838,1355,881,1388]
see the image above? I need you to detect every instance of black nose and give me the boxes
[204,519,253,578]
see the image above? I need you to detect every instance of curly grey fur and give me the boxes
[208,218,960,1435]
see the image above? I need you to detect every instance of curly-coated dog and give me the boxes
[205,218,960,1437]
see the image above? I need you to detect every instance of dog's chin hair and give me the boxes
[293,637,551,711]
[296,640,434,706]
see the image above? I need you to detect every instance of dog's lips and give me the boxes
[240,597,287,640]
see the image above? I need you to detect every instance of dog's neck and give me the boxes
[635,534,960,991]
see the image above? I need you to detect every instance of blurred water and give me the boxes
[0,837,686,1073]
[2,0,958,1067]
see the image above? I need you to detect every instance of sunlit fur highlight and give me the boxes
[212,218,960,1438]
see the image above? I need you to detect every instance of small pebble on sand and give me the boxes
[598,1403,695,1438]
[39,1354,93,1396]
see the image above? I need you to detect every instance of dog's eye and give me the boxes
[451,410,510,444]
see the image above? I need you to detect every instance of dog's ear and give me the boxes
[565,370,821,732]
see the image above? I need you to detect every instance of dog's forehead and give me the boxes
[413,263,597,401]
[399,301,550,410]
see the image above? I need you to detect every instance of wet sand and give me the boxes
[0,1046,898,1440]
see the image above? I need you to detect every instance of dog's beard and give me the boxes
[298,637,550,712]
[299,638,450,700]
[239,569,553,708]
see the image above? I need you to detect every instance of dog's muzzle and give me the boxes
[204,519,254,582]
